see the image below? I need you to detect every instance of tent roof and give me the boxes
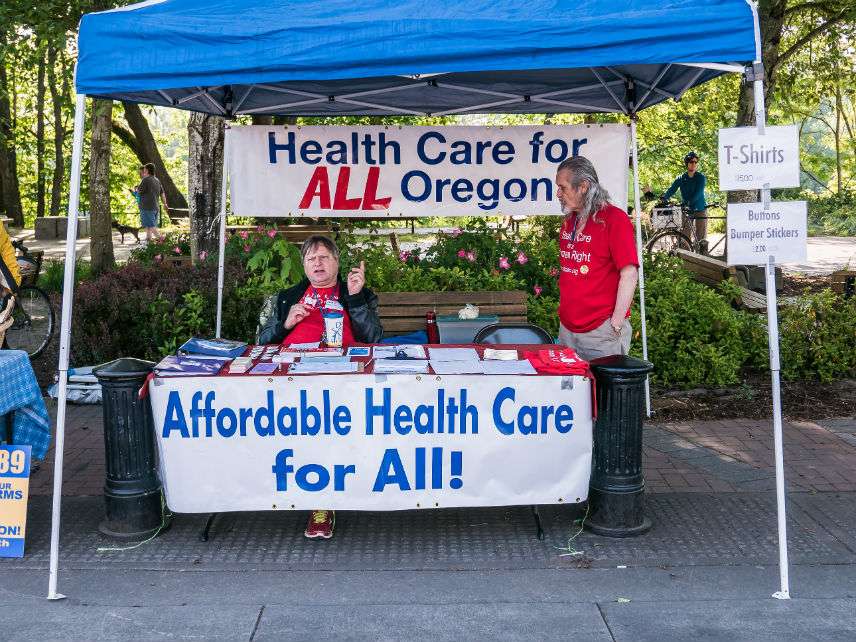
[76,0,757,116]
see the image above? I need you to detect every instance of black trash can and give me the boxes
[586,354,654,537]
[94,358,162,539]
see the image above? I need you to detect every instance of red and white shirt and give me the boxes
[558,203,638,333]
[283,285,355,346]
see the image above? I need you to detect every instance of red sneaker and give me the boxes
[304,510,335,539]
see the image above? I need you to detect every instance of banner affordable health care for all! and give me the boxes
[228,125,630,217]
[149,375,593,512]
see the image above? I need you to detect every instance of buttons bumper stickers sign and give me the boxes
[0,445,31,558]
[718,125,799,191]
[726,201,807,266]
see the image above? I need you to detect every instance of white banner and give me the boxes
[727,201,807,266]
[718,125,800,191]
[149,374,593,512]
[228,125,629,217]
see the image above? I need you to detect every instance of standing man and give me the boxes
[660,151,708,252]
[134,163,168,243]
[555,156,638,361]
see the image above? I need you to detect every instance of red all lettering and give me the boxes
[298,166,391,211]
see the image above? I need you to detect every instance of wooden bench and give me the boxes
[376,291,529,336]
[226,223,338,245]
[673,249,768,312]
[832,270,855,298]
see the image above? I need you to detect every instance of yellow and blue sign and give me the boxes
[0,444,31,558]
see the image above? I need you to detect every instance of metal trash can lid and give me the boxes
[93,357,156,381]
[589,354,653,378]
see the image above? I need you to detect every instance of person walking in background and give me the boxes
[133,162,169,243]
[554,156,638,361]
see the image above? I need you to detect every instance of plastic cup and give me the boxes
[323,311,344,347]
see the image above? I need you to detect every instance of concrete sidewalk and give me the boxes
[3,403,855,639]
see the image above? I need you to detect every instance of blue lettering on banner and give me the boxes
[492,387,574,435]
[161,386,576,441]
[156,384,587,498]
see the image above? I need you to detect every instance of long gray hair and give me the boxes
[557,156,611,219]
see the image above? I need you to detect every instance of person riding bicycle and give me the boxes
[658,151,708,253]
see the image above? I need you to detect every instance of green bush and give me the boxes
[778,290,856,382]
[37,258,93,293]
[630,254,758,387]
[64,220,855,386]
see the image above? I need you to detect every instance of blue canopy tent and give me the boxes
[51,0,780,600]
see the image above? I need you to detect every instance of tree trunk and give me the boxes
[187,112,224,260]
[735,1,786,129]
[47,45,67,218]
[89,98,115,275]
[0,33,24,226]
[36,46,46,218]
[122,102,188,210]
[730,1,786,204]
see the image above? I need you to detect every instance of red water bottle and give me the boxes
[426,310,440,344]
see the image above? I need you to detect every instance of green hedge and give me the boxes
[69,225,856,387]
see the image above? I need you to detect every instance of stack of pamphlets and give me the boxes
[154,355,230,377]
[228,356,254,373]
[373,359,429,374]
[179,337,247,359]
[248,362,279,375]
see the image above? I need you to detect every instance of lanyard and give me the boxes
[309,284,339,307]
[568,213,586,249]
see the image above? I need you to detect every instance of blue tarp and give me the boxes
[76,0,756,116]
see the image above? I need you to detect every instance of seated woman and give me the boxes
[258,235,383,347]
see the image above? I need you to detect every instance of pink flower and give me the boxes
[516,251,528,265]
[156,233,165,242]
[243,244,251,253]
[267,230,277,238]
[154,254,162,262]
[498,256,511,270]
[457,249,467,258]
[533,285,543,296]
[549,267,559,277]
[173,246,182,254]
[399,251,410,262]
[466,251,476,262]
[449,228,463,238]
[199,250,208,261]
[256,225,264,233]
[238,230,249,240]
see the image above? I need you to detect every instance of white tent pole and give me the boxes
[630,118,651,416]
[47,93,86,601]
[748,0,790,601]
[215,128,230,338]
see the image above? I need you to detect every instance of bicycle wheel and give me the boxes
[645,230,692,254]
[5,286,55,358]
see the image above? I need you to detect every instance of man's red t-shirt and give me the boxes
[281,285,355,346]
[558,203,638,333]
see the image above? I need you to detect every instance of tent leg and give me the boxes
[215,130,230,338]
[630,118,651,417]
[748,0,790,601]
[47,93,86,601]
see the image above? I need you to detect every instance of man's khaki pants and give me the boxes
[558,318,631,362]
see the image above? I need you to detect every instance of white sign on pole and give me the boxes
[149,374,593,513]
[726,201,807,266]
[228,125,629,217]
[718,125,800,191]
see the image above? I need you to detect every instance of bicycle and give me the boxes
[4,239,54,357]
[645,200,726,256]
